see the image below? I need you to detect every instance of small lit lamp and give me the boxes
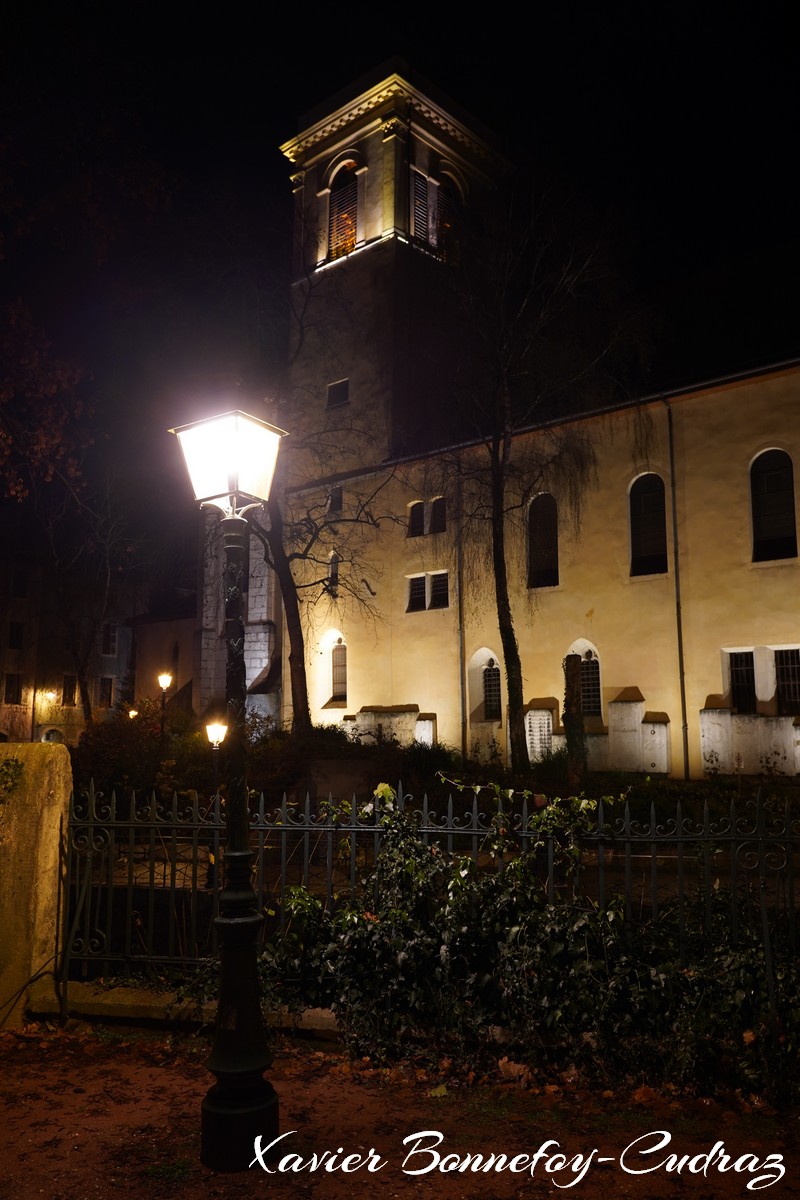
[204,721,228,892]
[205,721,227,794]
[171,409,285,1172]
[157,672,172,744]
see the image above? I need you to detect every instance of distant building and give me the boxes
[0,553,135,745]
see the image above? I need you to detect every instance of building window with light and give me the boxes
[483,658,501,720]
[329,163,358,259]
[751,449,797,561]
[331,639,347,702]
[581,653,601,716]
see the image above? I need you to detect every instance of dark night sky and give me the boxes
[2,2,798,556]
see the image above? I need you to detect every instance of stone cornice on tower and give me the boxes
[280,72,505,172]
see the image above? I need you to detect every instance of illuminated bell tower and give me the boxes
[279,58,506,464]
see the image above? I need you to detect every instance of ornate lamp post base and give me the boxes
[201,1080,279,1172]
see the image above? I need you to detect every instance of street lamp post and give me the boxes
[171,409,285,1172]
[158,672,172,745]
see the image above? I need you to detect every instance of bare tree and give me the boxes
[248,453,400,737]
[435,171,654,775]
[27,472,145,725]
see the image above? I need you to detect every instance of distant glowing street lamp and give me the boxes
[157,672,172,743]
[171,409,285,1172]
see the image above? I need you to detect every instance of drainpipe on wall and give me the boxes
[664,399,690,779]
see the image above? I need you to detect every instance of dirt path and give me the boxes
[0,1024,797,1198]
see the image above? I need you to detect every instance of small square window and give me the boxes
[407,577,426,612]
[327,379,349,408]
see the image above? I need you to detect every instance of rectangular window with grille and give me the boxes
[729,651,757,713]
[406,576,426,612]
[775,649,800,715]
[428,572,449,609]
[483,662,501,720]
[580,657,601,716]
[331,642,347,701]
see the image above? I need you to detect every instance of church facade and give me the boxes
[197,63,800,781]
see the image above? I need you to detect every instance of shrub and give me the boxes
[249,783,800,1100]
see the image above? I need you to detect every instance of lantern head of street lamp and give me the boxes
[158,672,173,692]
[170,410,287,518]
[205,722,228,750]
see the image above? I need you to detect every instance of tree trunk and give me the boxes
[264,495,312,737]
[489,437,529,776]
[563,653,586,791]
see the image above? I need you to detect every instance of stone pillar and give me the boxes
[0,743,72,1028]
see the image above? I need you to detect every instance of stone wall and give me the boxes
[0,744,72,1027]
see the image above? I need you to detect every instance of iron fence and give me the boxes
[60,782,800,984]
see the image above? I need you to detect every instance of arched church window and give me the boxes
[751,449,797,561]
[528,493,559,587]
[329,163,358,259]
[629,473,668,576]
